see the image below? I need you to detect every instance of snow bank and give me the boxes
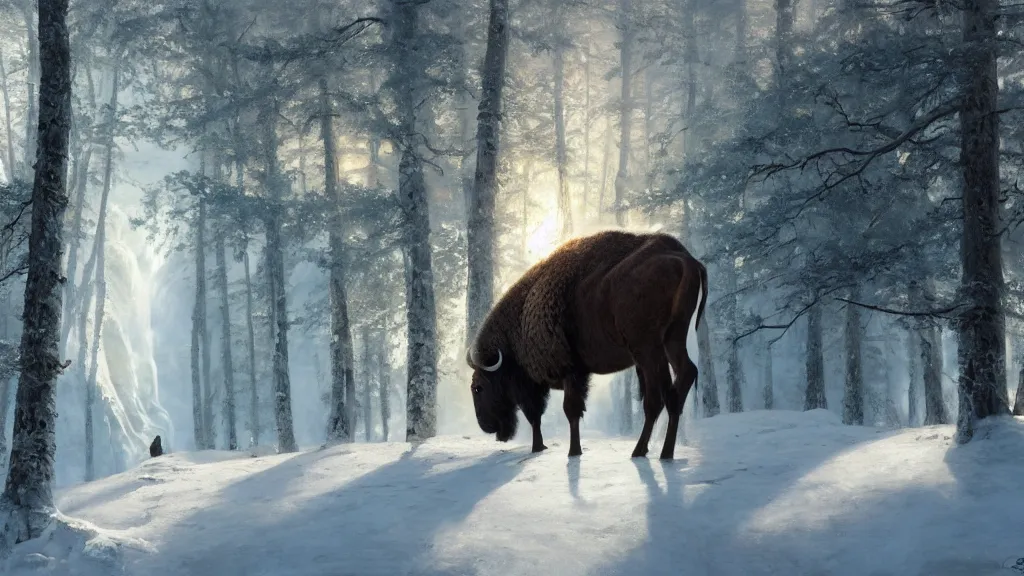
[8,410,1024,575]
[3,512,155,575]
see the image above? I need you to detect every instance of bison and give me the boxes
[466,230,707,460]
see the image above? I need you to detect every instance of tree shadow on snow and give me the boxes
[136,443,524,576]
[595,415,1024,576]
[590,413,901,576]
[931,417,1024,575]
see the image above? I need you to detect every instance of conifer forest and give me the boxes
[0,0,1022,570]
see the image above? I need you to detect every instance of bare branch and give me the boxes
[0,258,27,285]
[834,297,967,319]
[751,99,961,183]
[225,17,384,64]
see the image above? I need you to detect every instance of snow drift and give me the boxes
[6,409,1024,576]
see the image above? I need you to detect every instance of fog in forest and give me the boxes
[0,0,1021,488]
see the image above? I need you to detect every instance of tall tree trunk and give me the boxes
[725,270,743,413]
[697,318,720,416]
[0,49,15,180]
[321,76,356,444]
[521,160,531,259]
[59,67,97,354]
[231,99,252,449]
[66,73,103,379]
[922,323,948,425]
[466,0,509,345]
[775,0,794,78]
[554,43,571,239]
[906,327,919,426]
[642,66,655,216]
[726,343,743,413]
[361,325,372,441]
[0,0,71,548]
[598,119,612,220]
[297,132,307,196]
[262,104,298,453]
[83,65,118,480]
[20,0,39,180]
[59,130,92,356]
[804,304,827,410]
[392,0,439,441]
[193,152,215,451]
[910,279,948,425]
[200,225,214,450]
[614,0,633,227]
[763,344,774,409]
[368,136,381,188]
[83,224,105,482]
[190,199,208,450]
[1015,327,1024,413]
[682,0,698,158]
[454,24,476,241]
[242,235,259,448]
[74,271,92,446]
[735,0,747,66]
[842,292,864,425]
[614,0,634,422]
[215,232,237,450]
[377,328,390,442]
[956,0,1009,442]
[582,43,591,219]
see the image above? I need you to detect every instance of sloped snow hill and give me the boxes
[5,409,1024,576]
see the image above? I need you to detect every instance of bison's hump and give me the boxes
[518,268,573,383]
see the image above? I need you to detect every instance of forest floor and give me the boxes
[4,409,1024,576]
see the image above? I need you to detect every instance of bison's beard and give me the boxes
[494,414,518,442]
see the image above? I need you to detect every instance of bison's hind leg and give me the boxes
[661,330,699,460]
[631,349,671,458]
[659,276,702,460]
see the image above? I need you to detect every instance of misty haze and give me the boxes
[0,0,1022,574]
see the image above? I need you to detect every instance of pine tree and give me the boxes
[0,0,72,552]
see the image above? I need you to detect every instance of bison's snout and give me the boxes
[475,411,517,442]
[476,414,498,434]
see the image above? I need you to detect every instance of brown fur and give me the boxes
[468,230,707,460]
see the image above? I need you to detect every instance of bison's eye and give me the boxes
[471,384,482,395]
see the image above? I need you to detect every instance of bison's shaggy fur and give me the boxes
[467,230,707,459]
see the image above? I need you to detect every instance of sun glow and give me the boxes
[526,212,560,260]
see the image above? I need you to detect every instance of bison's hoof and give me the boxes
[532,444,548,453]
[631,450,648,458]
[659,452,675,461]
[568,447,582,457]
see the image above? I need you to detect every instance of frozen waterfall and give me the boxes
[55,206,173,487]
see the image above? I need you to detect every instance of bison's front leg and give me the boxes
[529,419,547,453]
[520,398,548,453]
[563,373,591,457]
[522,408,547,453]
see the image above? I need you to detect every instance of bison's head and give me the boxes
[467,347,518,442]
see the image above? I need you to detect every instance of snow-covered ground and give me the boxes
[6,409,1024,576]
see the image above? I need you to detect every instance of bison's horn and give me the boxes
[480,349,502,372]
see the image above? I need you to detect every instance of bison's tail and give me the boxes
[668,258,706,339]
[694,262,708,334]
